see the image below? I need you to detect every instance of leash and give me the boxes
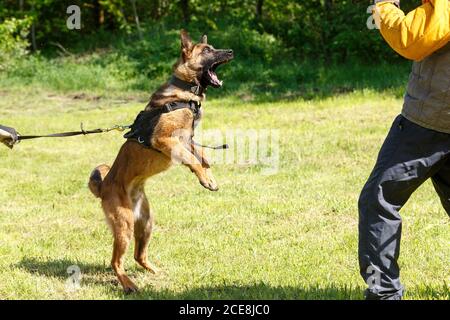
[17,123,131,141]
[16,122,228,150]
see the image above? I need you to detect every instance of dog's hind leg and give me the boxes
[131,185,158,273]
[102,193,138,293]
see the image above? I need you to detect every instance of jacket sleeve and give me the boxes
[374,0,450,61]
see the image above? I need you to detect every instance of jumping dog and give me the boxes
[88,30,233,293]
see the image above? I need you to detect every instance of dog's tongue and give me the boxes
[208,70,222,86]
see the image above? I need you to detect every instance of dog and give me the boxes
[88,30,233,293]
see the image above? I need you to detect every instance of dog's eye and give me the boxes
[203,47,211,53]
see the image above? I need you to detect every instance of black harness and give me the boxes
[123,100,202,149]
[124,76,203,149]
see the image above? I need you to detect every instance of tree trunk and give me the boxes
[180,0,190,25]
[324,0,333,15]
[93,0,104,28]
[256,0,263,20]
[130,0,143,40]
[323,0,333,62]
[150,0,161,20]
[31,2,37,52]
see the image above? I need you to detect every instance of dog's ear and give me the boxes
[180,29,193,59]
[200,34,208,44]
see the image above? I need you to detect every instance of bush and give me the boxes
[0,17,31,71]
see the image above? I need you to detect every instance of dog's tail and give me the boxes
[88,164,111,198]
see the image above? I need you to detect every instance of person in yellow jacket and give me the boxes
[359,0,450,300]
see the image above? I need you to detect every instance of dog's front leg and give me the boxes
[190,143,217,192]
[190,143,211,168]
[153,137,218,191]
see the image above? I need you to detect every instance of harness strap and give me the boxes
[124,101,227,150]
[164,100,201,122]
[170,76,204,96]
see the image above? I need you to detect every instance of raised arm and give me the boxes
[374,0,450,61]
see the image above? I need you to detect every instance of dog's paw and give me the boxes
[123,285,139,294]
[144,264,159,274]
[122,281,139,294]
[120,276,139,294]
[200,179,219,191]
[200,169,219,191]
[136,260,159,274]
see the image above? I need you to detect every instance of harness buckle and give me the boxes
[113,125,129,132]
[166,103,174,112]
[191,85,200,95]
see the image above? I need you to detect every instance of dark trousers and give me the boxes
[358,115,450,300]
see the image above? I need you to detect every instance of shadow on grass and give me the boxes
[16,257,117,287]
[17,257,363,299]
[16,257,448,300]
[17,257,107,279]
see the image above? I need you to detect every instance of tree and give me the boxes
[130,0,142,39]
[180,0,190,24]
[256,0,263,20]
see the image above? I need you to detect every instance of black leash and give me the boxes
[18,123,131,141]
[16,122,228,150]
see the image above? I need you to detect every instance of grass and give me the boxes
[0,83,448,300]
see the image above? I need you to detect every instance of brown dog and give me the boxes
[88,30,233,293]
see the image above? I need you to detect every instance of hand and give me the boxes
[374,0,400,7]
[0,125,19,149]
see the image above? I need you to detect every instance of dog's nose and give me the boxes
[227,49,233,55]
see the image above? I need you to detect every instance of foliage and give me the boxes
[0,17,412,100]
[0,17,31,71]
[0,0,424,63]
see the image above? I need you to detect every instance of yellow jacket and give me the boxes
[375,0,450,61]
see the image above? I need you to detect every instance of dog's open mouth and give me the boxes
[204,56,233,88]
[206,62,225,87]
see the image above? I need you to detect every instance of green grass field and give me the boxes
[0,84,448,300]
